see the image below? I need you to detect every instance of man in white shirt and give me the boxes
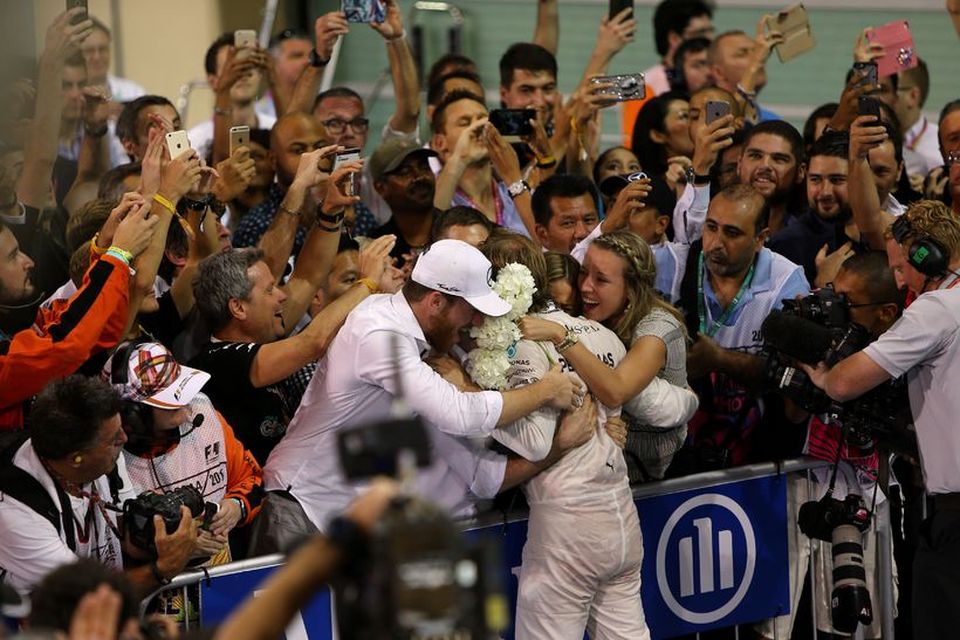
[256,240,581,552]
[188,32,277,162]
[894,59,942,182]
[802,201,960,638]
[79,17,148,168]
[0,376,196,597]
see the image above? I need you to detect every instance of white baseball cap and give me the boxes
[411,239,512,317]
[104,342,210,409]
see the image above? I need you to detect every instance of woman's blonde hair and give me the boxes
[591,230,686,345]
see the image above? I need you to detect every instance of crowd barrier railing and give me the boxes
[140,457,896,640]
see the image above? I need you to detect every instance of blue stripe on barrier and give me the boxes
[197,473,789,639]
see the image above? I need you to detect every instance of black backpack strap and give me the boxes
[0,434,77,552]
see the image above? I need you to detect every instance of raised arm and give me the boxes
[279,156,362,330]
[533,0,560,55]
[433,119,487,209]
[18,9,92,209]
[211,46,270,164]
[286,12,348,115]
[848,115,896,250]
[371,0,420,136]
[249,236,394,388]
[580,8,635,81]
[519,315,666,407]
[257,144,340,281]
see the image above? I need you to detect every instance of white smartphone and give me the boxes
[333,147,362,196]
[229,126,250,156]
[234,29,257,60]
[165,130,191,160]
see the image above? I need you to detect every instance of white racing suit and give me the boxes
[494,306,699,639]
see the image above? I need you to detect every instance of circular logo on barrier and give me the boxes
[655,493,756,624]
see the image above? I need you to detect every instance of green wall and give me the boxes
[317,1,957,141]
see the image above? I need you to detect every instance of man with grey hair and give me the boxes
[188,237,396,465]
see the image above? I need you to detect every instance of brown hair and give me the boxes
[591,230,686,345]
[898,199,960,258]
[481,232,551,311]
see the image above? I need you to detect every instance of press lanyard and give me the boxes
[697,252,756,337]
[456,180,504,226]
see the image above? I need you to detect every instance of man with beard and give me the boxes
[254,239,582,552]
[768,132,855,283]
[0,205,158,429]
[367,138,439,267]
[675,184,808,471]
[737,120,807,234]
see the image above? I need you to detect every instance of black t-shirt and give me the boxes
[188,340,315,466]
[368,209,441,268]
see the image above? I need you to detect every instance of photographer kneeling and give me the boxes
[0,376,197,598]
[757,250,906,639]
[801,200,960,639]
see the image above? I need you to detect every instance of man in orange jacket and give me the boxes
[0,203,158,430]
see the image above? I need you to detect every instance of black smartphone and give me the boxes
[852,61,878,88]
[858,95,881,124]
[66,0,88,25]
[609,0,634,19]
[705,100,732,125]
[489,109,536,139]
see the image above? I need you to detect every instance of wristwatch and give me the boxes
[309,48,330,67]
[151,560,171,586]
[507,179,531,199]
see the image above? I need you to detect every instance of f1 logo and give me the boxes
[655,494,756,624]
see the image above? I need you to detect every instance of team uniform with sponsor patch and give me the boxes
[496,304,697,640]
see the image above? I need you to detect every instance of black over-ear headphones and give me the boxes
[109,340,156,454]
[891,215,950,278]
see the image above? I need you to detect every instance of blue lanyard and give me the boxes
[697,252,756,337]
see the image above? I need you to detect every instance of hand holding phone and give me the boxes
[165,131,192,160]
[705,100,732,125]
[489,109,536,142]
[333,147,362,197]
[229,126,250,157]
[766,3,815,63]
[866,20,918,78]
[851,61,878,89]
[608,0,633,20]
[234,29,257,61]
[858,96,882,125]
[589,74,646,102]
[342,0,386,24]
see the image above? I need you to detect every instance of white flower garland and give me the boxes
[465,263,536,390]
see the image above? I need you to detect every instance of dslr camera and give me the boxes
[761,289,915,456]
[333,416,507,639]
[123,486,215,552]
[798,494,874,633]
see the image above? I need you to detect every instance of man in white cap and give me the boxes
[105,341,263,563]
[255,239,584,552]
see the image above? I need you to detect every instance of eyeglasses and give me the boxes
[946,150,960,167]
[320,117,370,135]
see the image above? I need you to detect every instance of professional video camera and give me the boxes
[798,493,874,633]
[333,414,508,640]
[123,486,216,552]
[761,289,916,456]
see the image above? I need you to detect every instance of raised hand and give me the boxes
[315,12,350,61]
[44,8,93,62]
[358,234,397,284]
[594,7,636,60]
[213,46,263,93]
[692,113,735,175]
[604,179,652,231]
[159,149,204,202]
[814,241,855,288]
[98,192,147,250]
[483,124,523,184]
[452,118,490,166]
[853,28,885,63]
[849,115,888,160]
[323,159,363,213]
[214,146,256,202]
[138,127,165,196]
[111,201,160,257]
[371,0,405,41]
[81,86,110,133]
[292,144,342,190]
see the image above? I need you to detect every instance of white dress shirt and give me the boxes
[263,291,506,530]
[903,116,942,179]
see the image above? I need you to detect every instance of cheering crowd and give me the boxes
[2,0,960,638]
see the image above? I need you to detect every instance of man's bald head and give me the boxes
[270,112,329,186]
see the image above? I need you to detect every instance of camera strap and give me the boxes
[697,253,756,338]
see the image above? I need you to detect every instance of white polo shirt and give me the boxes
[264,291,506,530]
[0,441,136,596]
[863,285,960,494]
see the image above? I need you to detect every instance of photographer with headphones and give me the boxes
[802,200,960,638]
[104,341,263,564]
